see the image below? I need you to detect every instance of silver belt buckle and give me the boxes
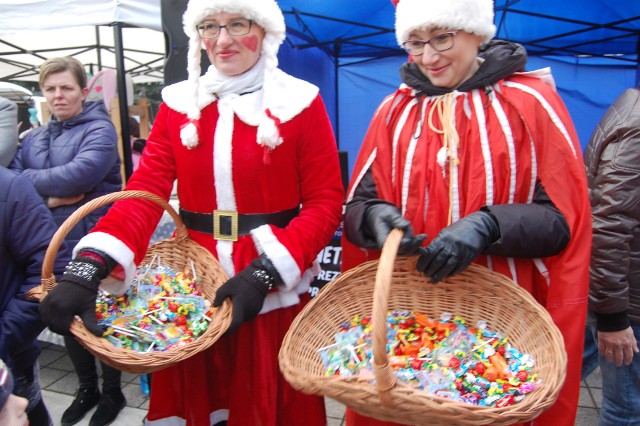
[213,210,238,241]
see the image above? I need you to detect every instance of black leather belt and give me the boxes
[179,206,300,241]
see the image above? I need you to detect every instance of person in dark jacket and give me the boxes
[0,96,18,168]
[582,86,640,425]
[0,167,70,426]
[341,0,591,425]
[0,358,29,426]
[10,59,121,248]
[9,56,125,426]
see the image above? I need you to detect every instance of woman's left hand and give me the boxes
[416,211,499,283]
[213,259,270,335]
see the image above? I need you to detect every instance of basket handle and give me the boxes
[371,228,403,405]
[37,190,185,300]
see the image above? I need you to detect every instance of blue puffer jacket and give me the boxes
[0,167,70,375]
[10,101,121,247]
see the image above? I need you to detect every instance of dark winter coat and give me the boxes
[0,167,70,375]
[584,87,640,330]
[10,101,121,247]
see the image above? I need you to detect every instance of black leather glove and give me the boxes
[365,203,426,255]
[213,257,277,335]
[416,210,500,283]
[39,250,115,336]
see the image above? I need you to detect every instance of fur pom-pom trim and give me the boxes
[257,111,282,149]
[180,120,200,149]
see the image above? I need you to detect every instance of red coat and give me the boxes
[78,70,344,425]
[343,70,591,426]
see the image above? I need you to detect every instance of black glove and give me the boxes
[365,203,426,255]
[416,210,500,283]
[213,257,277,335]
[39,250,115,336]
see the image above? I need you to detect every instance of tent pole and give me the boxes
[95,26,102,70]
[334,42,340,149]
[113,22,133,181]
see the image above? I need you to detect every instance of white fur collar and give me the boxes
[161,69,319,125]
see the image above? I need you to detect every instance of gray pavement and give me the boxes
[38,341,602,426]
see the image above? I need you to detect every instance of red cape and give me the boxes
[342,73,591,426]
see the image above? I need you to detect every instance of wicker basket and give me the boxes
[36,190,232,374]
[279,229,567,425]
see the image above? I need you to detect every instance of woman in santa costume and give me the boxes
[341,0,591,425]
[39,0,344,424]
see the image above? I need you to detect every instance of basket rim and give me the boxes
[279,229,568,424]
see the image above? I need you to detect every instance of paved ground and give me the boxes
[37,341,602,426]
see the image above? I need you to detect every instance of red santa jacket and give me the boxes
[77,70,344,315]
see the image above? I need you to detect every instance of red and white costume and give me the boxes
[342,68,591,426]
[76,67,344,425]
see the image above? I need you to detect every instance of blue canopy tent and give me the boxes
[275,0,640,175]
[1,0,637,178]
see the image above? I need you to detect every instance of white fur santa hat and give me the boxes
[180,0,286,149]
[394,0,496,46]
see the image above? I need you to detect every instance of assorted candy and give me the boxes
[95,257,214,352]
[319,311,540,407]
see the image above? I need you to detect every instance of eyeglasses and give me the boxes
[402,31,459,56]
[196,18,254,39]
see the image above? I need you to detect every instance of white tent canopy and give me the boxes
[0,0,162,34]
[0,0,165,83]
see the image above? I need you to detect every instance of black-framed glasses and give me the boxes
[402,31,459,56]
[196,18,254,39]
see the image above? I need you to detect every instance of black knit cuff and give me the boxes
[62,258,106,292]
[595,311,630,332]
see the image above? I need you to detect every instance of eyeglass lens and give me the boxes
[404,32,455,55]
[197,19,252,39]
